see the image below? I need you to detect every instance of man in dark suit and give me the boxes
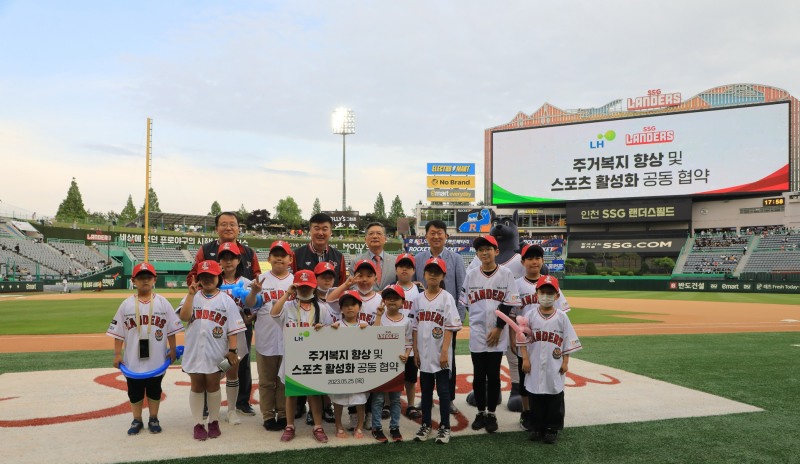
[349,222,396,290]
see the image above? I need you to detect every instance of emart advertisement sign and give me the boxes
[427,189,475,202]
[284,326,405,396]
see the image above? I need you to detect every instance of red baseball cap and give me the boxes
[395,253,416,268]
[424,257,447,273]
[381,284,406,299]
[218,242,241,256]
[197,260,222,276]
[293,270,317,287]
[314,261,336,276]
[473,235,498,249]
[354,259,377,274]
[339,290,363,305]
[270,240,292,254]
[132,262,157,278]
[536,275,560,293]
[521,244,545,259]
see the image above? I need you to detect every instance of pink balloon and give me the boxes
[495,310,532,344]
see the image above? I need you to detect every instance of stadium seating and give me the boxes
[127,245,192,262]
[0,237,85,276]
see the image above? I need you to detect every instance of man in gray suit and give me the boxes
[349,222,396,290]
[413,219,467,414]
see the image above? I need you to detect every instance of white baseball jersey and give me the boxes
[412,289,461,373]
[107,294,184,374]
[513,276,571,319]
[180,291,246,374]
[252,271,293,356]
[398,283,421,356]
[272,299,334,328]
[459,265,520,353]
[377,311,413,352]
[523,309,581,394]
[328,290,382,326]
[469,253,525,279]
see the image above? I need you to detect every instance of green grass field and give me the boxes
[0,296,664,335]
[4,333,795,463]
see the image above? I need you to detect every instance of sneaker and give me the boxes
[544,428,558,444]
[414,424,432,442]
[405,406,422,420]
[280,426,296,442]
[236,404,256,416]
[529,429,544,442]
[207,420,222,439]
[193,423,208,441]
[263,418,277,431]
[323,406,335,423]
[449,401,459,415]
[520,411,533,432]
[127,419,144,435]
[147,417,162,434]
[371,428,388,443]
[294,403,307,419]
[485,413,498,433]
[381,406,390,420]
[389,427,403,442]
[434,427,450,444]
[226,410,241,425]
[275,417,287,430]
[471,412,487,431]
[312,427,329,443]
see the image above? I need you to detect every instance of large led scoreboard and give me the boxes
[489,86,794,206]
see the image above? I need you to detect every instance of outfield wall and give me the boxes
[563,276,800,294]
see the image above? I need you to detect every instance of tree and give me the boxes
[236,204,250,224]
[119,195,138,224]
[312,198,322,216]
[138,187,161,215]
[388,195,405,222]
[586,261,598,275]
[373,193,386,219]
[55,177,88,222]
[209,201,222,217]
[246,209,271,233]
[275,197,303,229]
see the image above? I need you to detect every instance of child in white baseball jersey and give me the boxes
[393,253,423,419]
[327,259,382,326]
[520,276,581,444]
[178,260,246,441]
[218,242,255,426]
[107,262,183,435]
[270,270,334,443]
[413,257,462,444]
[245,241,293,432]
[459,235,520,434]
[329,291,369,439]
[371,285,413,442]
[511,244,572,431]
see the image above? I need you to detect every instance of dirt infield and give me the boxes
[0,293,798,353]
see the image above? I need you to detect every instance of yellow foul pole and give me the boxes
[144,118,152,262]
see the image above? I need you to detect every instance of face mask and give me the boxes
[316,284,330,293]
[297,288,315,301]
[538,294,556,307]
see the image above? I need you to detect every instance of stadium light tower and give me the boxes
[331,107,355,211]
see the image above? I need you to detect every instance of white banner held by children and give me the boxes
[283,326,405,396]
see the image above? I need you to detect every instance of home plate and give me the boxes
[0,356,761,464]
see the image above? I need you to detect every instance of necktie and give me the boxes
[373,254,382,284]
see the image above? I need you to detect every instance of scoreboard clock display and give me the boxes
[762,197,785,207]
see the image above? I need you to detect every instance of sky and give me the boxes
[1,0,799,220]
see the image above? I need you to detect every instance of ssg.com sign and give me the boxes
[569,238,685,254]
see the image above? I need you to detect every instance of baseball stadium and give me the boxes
[1,83,799,463]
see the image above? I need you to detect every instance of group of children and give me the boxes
[108,234,580,446]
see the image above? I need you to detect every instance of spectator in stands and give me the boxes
[187,211,261,417]
[349,222,396,290]
[413,219,466,415]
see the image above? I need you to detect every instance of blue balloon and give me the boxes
[119,345,184,380]
[221,281,261,307]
